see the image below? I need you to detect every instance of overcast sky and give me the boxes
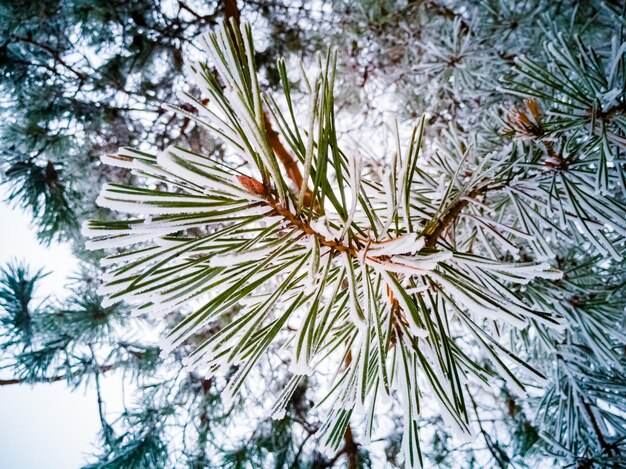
[0,191,125,469]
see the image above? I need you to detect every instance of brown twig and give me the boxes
[268,197,354,255]
[221,0,241,26]
[323,424,360,468]
[424,185,490,248]
[264,114,304,190]
[221,0,313,204]
[596,100,626,121]
[0,364,113,386]
[0,376,63,386]
[343,425,360,469]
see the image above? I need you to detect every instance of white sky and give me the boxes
[0,190,124,469]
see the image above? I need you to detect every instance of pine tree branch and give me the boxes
[177,1,217,24]
[0,364,113,386]
[220,0,313,203]
[192,373,213,465]
[582,400,617,460]
[343,425,360,469]
[91,346,114,447]
[0,376,63,386]
[11,34,87,81]
[596,100,626,121]
[221,0,241,26]
[82,16,624,467]
[322,424,360,468]
[542,139,567,170]
[424,185,490,248]
[469,393,508,469]
[290,432,314,469]
[268,197,354,255]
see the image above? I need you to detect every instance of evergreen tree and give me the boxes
[2,1,626,468]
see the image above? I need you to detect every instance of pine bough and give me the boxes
[83,21,625,467]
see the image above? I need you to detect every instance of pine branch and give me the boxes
[0,376,63,386]
[82,20,584,468]
[343,425,360,469]
[289,432,314,469]
[268,197,354,254]
[91,346,115,447]
[220,0,314,204]
[582,400,618,460]
[10,34,87,81]
[323,424,360,468]
[177,1,217,24]
[264,114,310,200]
[0,364,113,386]
[469,393,508,469]
[597,100,626,121]
[221,0,241,26]
[424,185,491,249]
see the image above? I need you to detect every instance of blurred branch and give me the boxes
[0,364,113,386]
[11,34,87,80]
[470,393,508,469]
[0,376,63,386]
[324,425,360,468]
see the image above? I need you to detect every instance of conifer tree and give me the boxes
[2,1,625,468]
